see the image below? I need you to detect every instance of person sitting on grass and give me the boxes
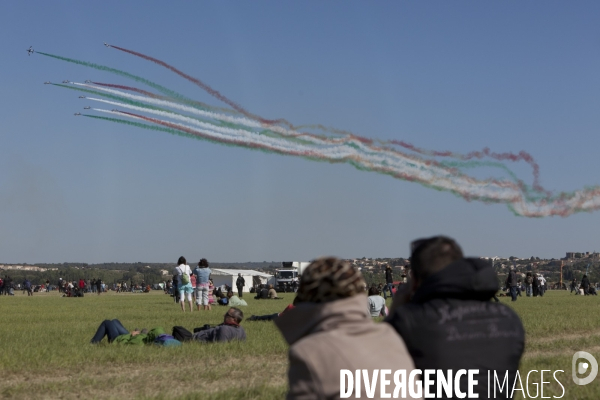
[268,284,281,299]
[254,284,269,299]
[226,290,248,307]
[367,285,387,317]
[172,307,247,343]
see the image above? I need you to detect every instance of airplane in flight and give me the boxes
[83,106,91,109]
[62,80,70,84]
[104,42,110,47]
[27,46,34,56]
[44,81,51,84]
[79,96,85,98]
[85,80,91,83]
[74,113,81,116]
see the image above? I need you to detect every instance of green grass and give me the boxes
[0,290,599,399]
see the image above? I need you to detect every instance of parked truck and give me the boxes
[275,261,310,291]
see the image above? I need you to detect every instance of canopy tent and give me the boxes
[210,269,274,292]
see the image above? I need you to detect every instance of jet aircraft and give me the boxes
[44,81,51,84]
[27,46,34,56]
[74,113,81,116]
[83,106,90,109]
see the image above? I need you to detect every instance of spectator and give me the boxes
[384,264,394,299]
[208,280,215,305]
[506,265,518,301]
[275,257,417,399]
[174,256,193,312]
[193,258,211,311]
[537,274,546,296]
[227,290,248,307]
[23,278,33,296]
[173,308,247,343]
[96,279,102,296]
[386,236,524,398]
[367,285,387,317]
[581,274,591,295]
[45,279,50,293]
[267,284,281,299]
[248,303,295,321]
[532,273,540,297]
[570,278,578,294]
[525,272,534,297]
[236,273,245,297]
[254,284,269,299]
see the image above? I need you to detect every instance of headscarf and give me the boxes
[295,257,365,303]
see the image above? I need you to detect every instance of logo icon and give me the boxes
[572,351,598,385]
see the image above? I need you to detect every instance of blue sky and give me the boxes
[1,1,599,263]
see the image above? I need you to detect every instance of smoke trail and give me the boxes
[90,81,239,115]
[104,46,546,190]
[108,44,303,128]
[38,51,197,104]
[40,48,600,217]
[390,140,545,194]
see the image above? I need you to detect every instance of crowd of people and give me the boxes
[104,236,521,398]
[5,235,600,398]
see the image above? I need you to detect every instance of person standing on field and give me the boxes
[537,274,546,296]
[236,273,245,298]
[96,279,102,295]
[506,265,518,302]
[383,264,394,299]
[525,272,533,297]
[581,274,591,295]
[174,256,194,312]
[193,258,211,311]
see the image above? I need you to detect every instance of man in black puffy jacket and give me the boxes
[386,236,524,399]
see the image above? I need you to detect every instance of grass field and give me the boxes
[0,289,598,399]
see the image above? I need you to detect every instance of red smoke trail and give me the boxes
[109,45,295,128]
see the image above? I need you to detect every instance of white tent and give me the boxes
[210,269,273,292]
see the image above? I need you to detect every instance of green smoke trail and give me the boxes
[38,51,232,114]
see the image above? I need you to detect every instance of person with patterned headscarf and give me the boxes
[275,257,418,400]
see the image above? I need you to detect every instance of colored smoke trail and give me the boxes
[105,45,547,189]
[39,46,600,217]
[109,44,301,128]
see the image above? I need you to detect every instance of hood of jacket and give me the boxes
[275,294,371,346]
[411,257,499,303]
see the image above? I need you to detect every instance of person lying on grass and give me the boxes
[172,307,247,343]
[247,301,296,321]
[90,319,180,346]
